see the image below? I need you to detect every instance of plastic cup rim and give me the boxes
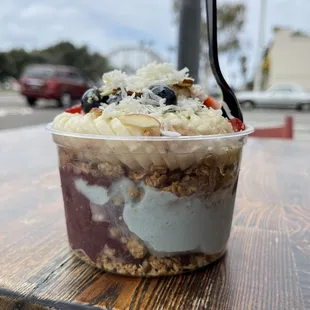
[46,122,254,142]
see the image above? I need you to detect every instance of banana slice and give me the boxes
[119,114,160,129]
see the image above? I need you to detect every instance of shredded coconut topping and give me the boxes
[102,70,128,91]
[135,62,190,88]
[102,62,191,92]
[53,63,235,137]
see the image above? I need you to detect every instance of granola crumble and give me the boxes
[72,247,225,277]
[58,147,241,198]
[59,146,240,276]
[127,239,147,259]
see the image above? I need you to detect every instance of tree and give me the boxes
[239,55,247,86]
[245,79,254,91]
[273,26,282,33]
[0,49,30,80]
[292,30,308,37]
[0,42,112,82]
[173,0,246,84]
[0,53,11,82]
[173,1,246,53]
[36,42,112,81]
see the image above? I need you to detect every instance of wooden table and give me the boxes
[1,125,309,310]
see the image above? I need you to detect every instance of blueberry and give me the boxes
[149,85,177,105]
[81,88,101,113]
[100,95,109,103]
[107,93,122,105]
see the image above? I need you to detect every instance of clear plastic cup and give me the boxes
[47,123,253,277]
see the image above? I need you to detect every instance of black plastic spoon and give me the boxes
[206,0,243,122]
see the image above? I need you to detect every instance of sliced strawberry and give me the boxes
[229,118,245,132]
[65,103,82,114]
[203,97,221,110]
[203,97,214,107]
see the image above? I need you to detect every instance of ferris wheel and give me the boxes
[107,45,166,74]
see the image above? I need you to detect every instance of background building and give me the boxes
[266,28,310,90]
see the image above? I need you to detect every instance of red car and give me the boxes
[20,64,93,107]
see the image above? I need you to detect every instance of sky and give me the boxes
[1,0,310,85]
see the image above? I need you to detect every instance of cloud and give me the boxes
[1,0,310,85]
[0,0,177,62]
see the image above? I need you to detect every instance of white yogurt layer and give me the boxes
[74,177,236,256]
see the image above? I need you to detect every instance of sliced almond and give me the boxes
[89,108,103,118]
[177,78,194,87]
[171,85,191,97]
[100,89,114,97]
[127,90,143,96]
[142,127,161,136]
[119,114,160,129]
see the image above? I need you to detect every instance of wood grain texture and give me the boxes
[1,126,310,310]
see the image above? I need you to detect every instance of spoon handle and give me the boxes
[206,0,243,121]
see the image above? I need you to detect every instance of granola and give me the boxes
[58,146,240,276]
[58,147,241,196]
[72,247,225,277]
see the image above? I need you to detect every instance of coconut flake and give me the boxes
[102,63,191,93]
[143,88,165,104]
[176,97,203,113]
[136,63,189,86]
[120,85,128,98]
[191,84,209,101]
[102,70,127,91]
[126,75,145,92]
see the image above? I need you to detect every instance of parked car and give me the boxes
[236,83,310,110]
[19,64,93,107]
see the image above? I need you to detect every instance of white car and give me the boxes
[236,83,310,110]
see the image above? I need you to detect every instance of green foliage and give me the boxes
[245,79,254,90]
[173,0,246,55]
[0,41,112,82]
[292,30,308,37]
[173,0,246,84]
[239,55,247,82]
[273,26,282,33]
[216,3,245,53]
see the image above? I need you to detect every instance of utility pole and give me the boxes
[253,0,268,91]
[177,0,201,82]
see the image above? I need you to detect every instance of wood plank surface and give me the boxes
[1,126,310,310]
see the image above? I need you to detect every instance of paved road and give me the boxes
[0,92,63,130]
[1,92,310,141]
